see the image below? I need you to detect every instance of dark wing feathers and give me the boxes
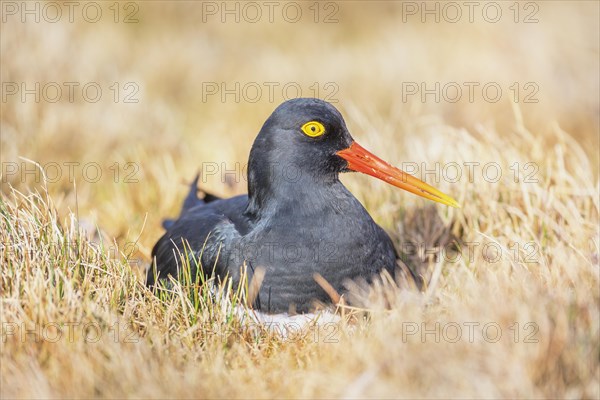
[148,187,249,287]
[149,211,233,286]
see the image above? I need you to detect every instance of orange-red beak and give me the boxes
[337,142,460,208]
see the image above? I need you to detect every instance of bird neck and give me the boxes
[244,164,341,220]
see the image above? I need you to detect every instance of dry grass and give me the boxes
[1,2,599,399]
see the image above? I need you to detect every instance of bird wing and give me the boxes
[148,195,250,287]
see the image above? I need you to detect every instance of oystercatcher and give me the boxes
[148,98,458,313]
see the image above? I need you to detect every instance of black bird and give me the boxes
[148,98,458,313]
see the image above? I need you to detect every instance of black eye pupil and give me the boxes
[311,127,316,131]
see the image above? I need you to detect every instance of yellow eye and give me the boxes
[301,121,326,138]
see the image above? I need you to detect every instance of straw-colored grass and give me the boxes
[1,2,598,398]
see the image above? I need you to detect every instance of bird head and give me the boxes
[248,98,459,208]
